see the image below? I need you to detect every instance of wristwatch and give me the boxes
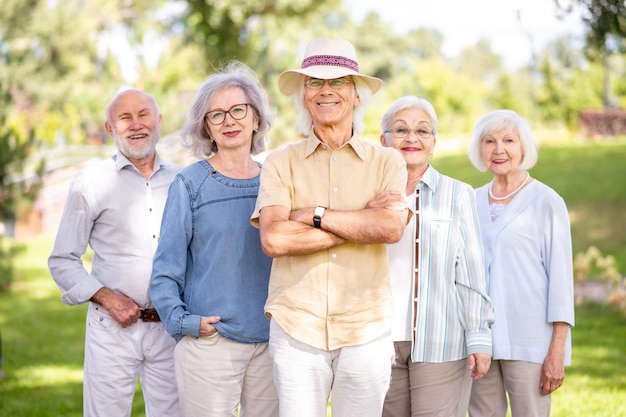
[313,206,326,229]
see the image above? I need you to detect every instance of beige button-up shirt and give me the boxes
[252,132,407,350]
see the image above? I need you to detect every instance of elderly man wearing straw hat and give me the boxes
[251,37,409,417]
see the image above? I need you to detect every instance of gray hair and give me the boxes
[181,61,272,158]
[290,77,373,136]
[467,110,538,172]
[380,96,439,137]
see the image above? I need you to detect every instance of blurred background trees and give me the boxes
[556,0,626,108]
[1,0,625,287]
[2,0,625,148]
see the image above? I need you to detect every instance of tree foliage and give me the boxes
[0,119,42,291]
[556,0,626,52]
[555,0,626,108]
[175,0,334,71]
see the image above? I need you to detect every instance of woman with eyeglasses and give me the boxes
[149,61,278,417]
[368,96,495,417]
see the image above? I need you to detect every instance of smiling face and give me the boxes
[480,128,524,176]
[381,108,436,171]
[105,90,161,161]
[204,86,259,153]
[303,76,359,132]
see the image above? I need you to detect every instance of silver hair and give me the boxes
[467,110,538,172]
[290,76,373,136]
[181,61,272,159]
[380,96,439,138]
[105,89,161,124]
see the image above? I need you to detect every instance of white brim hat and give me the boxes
[278,37,383,96]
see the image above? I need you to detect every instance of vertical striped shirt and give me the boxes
[388,165,494,362]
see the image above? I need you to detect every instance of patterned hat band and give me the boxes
[301,55,359,72]
[277,38,382,95]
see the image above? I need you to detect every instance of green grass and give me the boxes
[0,234,147,417]
[1,140,625,416]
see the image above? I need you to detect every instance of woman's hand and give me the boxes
[199,315,221,337]
[468,353,492,381]
[540,321,568,395]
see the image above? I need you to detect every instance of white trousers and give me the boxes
[174,333,278,417]
[83,303,180,417]
[469,360,551,417]
[269,319,394,417]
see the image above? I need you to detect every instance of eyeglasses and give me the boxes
[384,124,434,140]
[304,78,351,90]
[205,103,250,125]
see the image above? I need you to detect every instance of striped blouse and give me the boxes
[387,165,494,362]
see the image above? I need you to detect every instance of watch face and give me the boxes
[314,206,326,217]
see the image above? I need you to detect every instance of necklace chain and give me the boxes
[489,171,530,201]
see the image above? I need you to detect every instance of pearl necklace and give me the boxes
[489,171,530,201]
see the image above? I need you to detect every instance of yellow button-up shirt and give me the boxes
[252,132,407,350]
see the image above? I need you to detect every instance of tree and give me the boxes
[455,39,503,84]
[175,0,334,73]
[0,119,42,291]
[556,0,626,107]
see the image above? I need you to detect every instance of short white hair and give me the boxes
[467,110,538,172]
[380,96,438,137]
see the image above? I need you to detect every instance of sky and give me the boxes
[345,0,586,69]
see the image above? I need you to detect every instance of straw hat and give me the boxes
[278,37,383,96]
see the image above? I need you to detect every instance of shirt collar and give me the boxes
[113,151,163,175]
[417,164,439,194]
[304,127,366,161]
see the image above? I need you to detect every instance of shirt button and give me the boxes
[332,253,337,259]
[333,187,338,192]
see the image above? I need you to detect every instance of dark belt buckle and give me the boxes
[140,309,160,322]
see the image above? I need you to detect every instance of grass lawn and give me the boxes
[1,140,625,416]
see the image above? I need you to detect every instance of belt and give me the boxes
[140,308,161,322]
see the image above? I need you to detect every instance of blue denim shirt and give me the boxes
[150,160,272,343]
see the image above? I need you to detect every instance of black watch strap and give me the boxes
[313,206,326,229]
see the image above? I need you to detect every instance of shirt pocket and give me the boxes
[429,217,454,247]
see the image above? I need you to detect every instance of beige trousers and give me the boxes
[382,341,472,417]
[468,360,551,417]
[174,333,278,417]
